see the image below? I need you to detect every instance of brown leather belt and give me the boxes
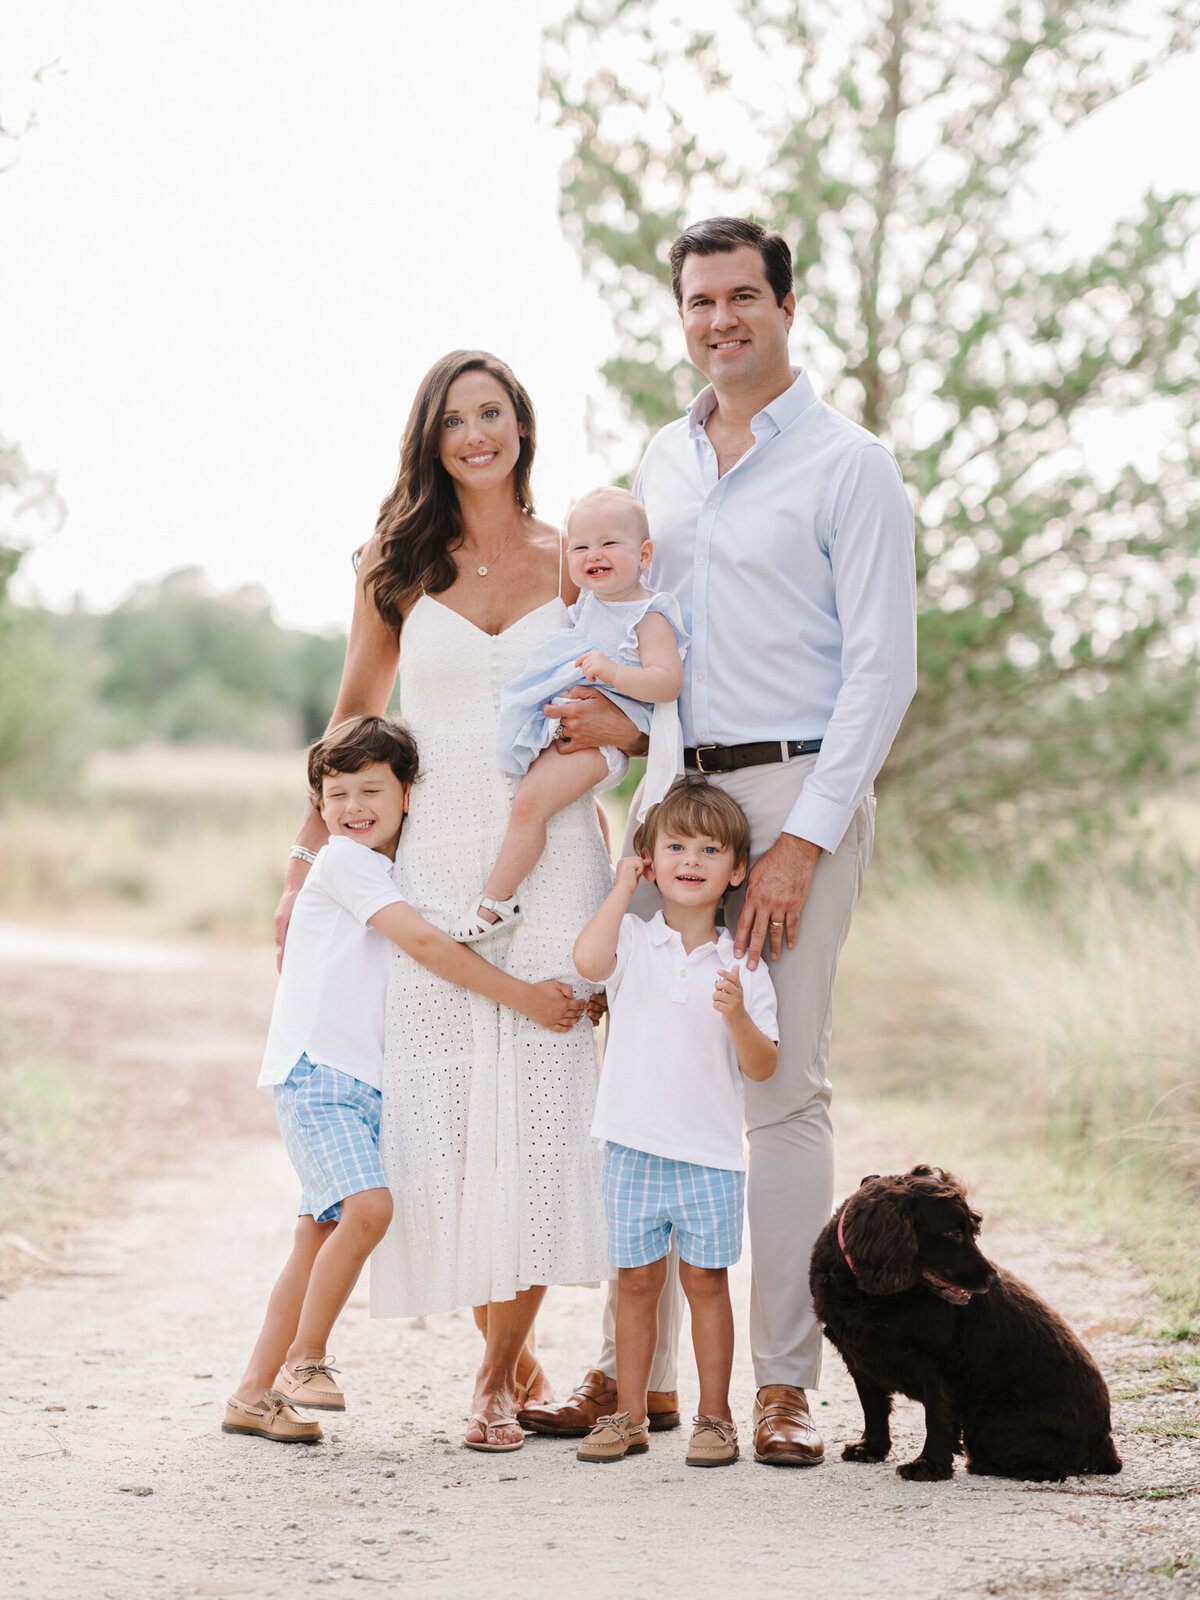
[683,738,823,775]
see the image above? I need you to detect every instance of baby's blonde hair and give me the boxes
[567,486,650,542]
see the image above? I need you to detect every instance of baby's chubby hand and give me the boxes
[575,650,618,684]
[713,964,747,1026]
[613,855,646,897]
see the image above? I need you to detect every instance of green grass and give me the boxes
[1126,1421,1200,1440]
[1111,1351,1200,1402]
[1141,1554,1200,1578]
[0,1045,101,1280]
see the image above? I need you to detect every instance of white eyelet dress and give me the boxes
[369,593,614,1317]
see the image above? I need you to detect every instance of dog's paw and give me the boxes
[843,1438,890,1463]
[897,1456,953,1481]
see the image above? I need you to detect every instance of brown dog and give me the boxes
[810,1166,1122,1481]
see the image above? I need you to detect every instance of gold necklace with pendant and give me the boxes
[476,510,522,577]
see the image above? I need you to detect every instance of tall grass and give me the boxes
[0,744,305,942]
[0,1050,102,1281]
[836,848,1200,1325]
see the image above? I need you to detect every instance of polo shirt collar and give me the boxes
[686,366,818,442]
[646,910,735,960]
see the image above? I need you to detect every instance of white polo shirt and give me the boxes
[591,912,778,1172]
[258,836,405,1092]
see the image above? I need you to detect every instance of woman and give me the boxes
[276,351,612,1451]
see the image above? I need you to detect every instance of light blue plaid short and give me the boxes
[603,1143,745,1269]
[273,1054,387,1224]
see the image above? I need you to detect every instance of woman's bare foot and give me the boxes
[465,1376,523,1450]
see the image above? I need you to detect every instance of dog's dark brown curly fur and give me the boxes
[809,1165,1122,1482]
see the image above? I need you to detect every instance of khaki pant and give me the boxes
[595,754,874,1389]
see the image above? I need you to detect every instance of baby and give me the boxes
[450,487,688,942]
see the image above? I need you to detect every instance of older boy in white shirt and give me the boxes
[573,778,777,1466]
[223,715,583,1445]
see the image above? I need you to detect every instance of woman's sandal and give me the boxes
[514,1359,551,1414]
[449,895,523,944]
[463,1411,525,1453]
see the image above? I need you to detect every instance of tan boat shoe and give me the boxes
[686,1414,739,1467]
[576,1411,651,1464]
[269,1357,345,1412]
[222,1394,322,1444]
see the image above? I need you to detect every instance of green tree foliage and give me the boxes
[80,568,347,747]
[0,436,84,800]
[542,0,1200,840]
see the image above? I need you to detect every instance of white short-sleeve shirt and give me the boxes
[590,912,778,1171]
[258,836,405,1092]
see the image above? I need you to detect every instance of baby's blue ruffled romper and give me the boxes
[495,590,689,798]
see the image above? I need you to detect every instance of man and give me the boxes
[523,216,917,1465]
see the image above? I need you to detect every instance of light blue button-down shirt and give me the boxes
[633,368,917,853]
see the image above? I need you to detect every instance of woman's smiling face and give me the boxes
[437,369,525,493]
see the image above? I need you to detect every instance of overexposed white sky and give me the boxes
[3,2,1198,631]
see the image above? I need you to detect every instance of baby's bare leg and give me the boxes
[483,743,609,902]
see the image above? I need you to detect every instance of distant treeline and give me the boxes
[53,567,351,748]
[1,567,357,799]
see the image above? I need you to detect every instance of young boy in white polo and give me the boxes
[573,777,777,1467]
[223,715,584,1445]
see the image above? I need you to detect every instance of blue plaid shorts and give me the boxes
[603,1143,745,1269]
[273,1054,387,1224]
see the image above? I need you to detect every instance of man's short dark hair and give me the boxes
[307,715,420,804]
[669,217,794,309]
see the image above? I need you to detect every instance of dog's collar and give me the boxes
[837,1174,881,1276]
[837,1208,855,1274]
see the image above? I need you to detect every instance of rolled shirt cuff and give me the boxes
[782,787,856,855]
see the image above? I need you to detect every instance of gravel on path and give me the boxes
[1,941,1197,1600]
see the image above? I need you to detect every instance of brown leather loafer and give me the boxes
[752,1384,824,1466]
[519,1370,681,1435]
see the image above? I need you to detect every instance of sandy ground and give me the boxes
[1,928,1198,1600]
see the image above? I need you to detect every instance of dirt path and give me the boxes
[1,931,1197,1600]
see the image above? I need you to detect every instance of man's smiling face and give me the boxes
[677,244,795,396]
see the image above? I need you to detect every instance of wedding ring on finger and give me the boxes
[769,919,784,928]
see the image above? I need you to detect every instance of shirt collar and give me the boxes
[646,910,736,959]
[686,366,818,442]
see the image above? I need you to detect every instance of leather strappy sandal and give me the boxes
[463,1411,525,1452]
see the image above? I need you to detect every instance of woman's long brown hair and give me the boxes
[365,350,537,633]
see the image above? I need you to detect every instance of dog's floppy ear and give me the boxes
[840,1180,919,1296]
